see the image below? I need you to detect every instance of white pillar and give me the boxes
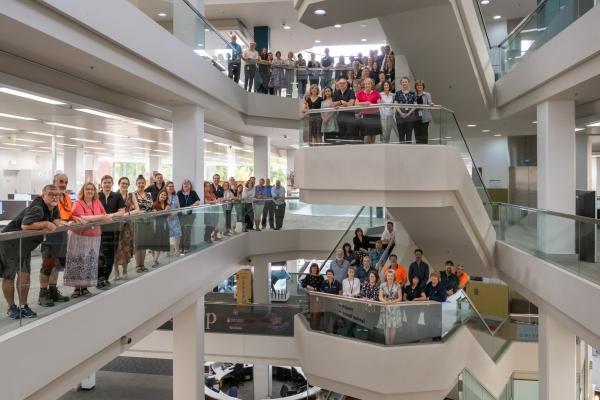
[149,155,160,177]
[537,100,576,254]
[63,147,84,192]
[173,298,204,400]
[253,364,271,400]
[539,310,577,400]
[253,136,270,180]
[576,135,592,190]
[173,105,204,196]
[251,255,270,303]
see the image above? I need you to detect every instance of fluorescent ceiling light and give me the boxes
[131,121,164,130]
[0,146,16,150]
[0,88,66,105]
[360,24,368,28]
[361,39,367,42]
[313,9,326,15]
[16,138,45,143]
[70,137,99,143]
[105,142,127,147]
[0,127,17,131]
[47,122,88,130]
[94,130,127,138]
[231,146,243,150]
[29,149,49,153]
[334,24,342,28]
[467,124,476,128]
[532,121,537,124]
[481,0,490,4]
[2,142,33,147]
[39,146,52,150]
[203,138,214,143]
[84,146,104,150]
[214,142,229,147]
[0,112,36,121]
[204,28,210,32]
[61,143,79,147]
[481,129,490,133]
[134,146,149,151]
[493,15,501,20]
[575,128,585,132]
[158,12,167,17]
[27,131,54,137]
[494,134,502,137]
[76,109,125,120]
[586,121,600,127]
[158,142,172,146]
[314,40,321,44]
[131,137,156,143]
[152,149,169,153]
[444,136,453,139]
[283,25,291,30]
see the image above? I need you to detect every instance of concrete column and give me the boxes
[595,157,600,195]
[251,255,270,304]
[173,298,204,400]
[63,146,84,191]
[537,100,576,254]
[539,310,577,400]
[173,0,205,50]
[253,364,271,400]
[173,105,204,197]
[576,135,592,190]
[253,136,270,180]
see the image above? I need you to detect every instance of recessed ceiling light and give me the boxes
[444,136,453,139]
[130,137,156,143]
[203,138,214,143]
[334,24,342,28]
[360,24,368,28]
[586,121,600,127]
[493,15,501,20]
[27,131,53,137]
[0,127,17,131]
[482,129,491,133]
[105,142,127,147]
[575,128,585,132]
[47,122,88,130]
[283,25,291,30]
[16,138,45,143]
[158,13,167,17]
[60,143,79,147]
[314,39,321,43]
[314,9,326,15]
[0,88,66,105]
[39,147,52,150]
[158,142,172,146]
[532,121,537,124]
[481,0,490,4]
[1,142,33,147]
[85,146,104,150]
[467,124,476,128]
[204,28,210,32]
[361,38,367,42]
[494,134,502,137]
[70,137,100,143]
[0,112,36,121]
[76,108,125,120]
[131,121,164,130]
[94,130,127,138]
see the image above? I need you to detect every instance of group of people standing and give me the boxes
[0,171,287,320]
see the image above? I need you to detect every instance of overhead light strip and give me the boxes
[0,88,66,105]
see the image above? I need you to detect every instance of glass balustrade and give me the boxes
[0,197,364,335]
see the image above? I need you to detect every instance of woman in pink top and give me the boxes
[355,77,381,144]
[64,182,112,298]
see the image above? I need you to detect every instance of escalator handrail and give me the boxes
[319,206,366,270]
[492,202,600,224]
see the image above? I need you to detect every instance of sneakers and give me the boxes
[38,288,55,307]
[48,285,69,302]
[20,305,37,318]
[7,304,20,319]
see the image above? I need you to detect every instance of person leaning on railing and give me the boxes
[342,266,361,297]
[394,76,417,144]
[176,179,201,254]
[242,41,259,92]
[320,269,342,294]
[296,53,308,97]
[241,179,255,232]
[1,184,63,319]
[284,51,296,98]
[414,79,433,145]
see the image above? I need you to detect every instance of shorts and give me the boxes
[253,204,265,220]
[0,241,32,280]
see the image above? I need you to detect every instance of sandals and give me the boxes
[71,288,82,298]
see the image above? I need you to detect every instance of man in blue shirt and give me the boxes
[330,249,349,283]
[261,178,274,229]
[254,178,267,231]
[369,240,385,267]
[320,269,341,294]
[228,34,242,83]
[271,180,286,230]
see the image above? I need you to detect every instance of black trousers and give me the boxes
[225,209,233,230]
[99,231,120,281]
[244,64,256,91]
[274,203,286,230]
[414,121,429,144]
[261,201,275,229]
[297,79,307,97]
[244,203,254,229]
[397,120,414,144]
[228,62,240,83]
[179,213,195,252]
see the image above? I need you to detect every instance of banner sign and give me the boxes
[205,303,301,336]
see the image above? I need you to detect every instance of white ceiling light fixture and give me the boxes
[0,112,36,121]
[493,15,502,20]
[84,146,104,150]
[130,137,156,143]
[283,25,291,30]
[29,149,50,153]
[70,137,100,143]
[158,12,167,17]
[313,9,327,15]
[360,24,368,28]
[481,0,490,4]
[76,108,125,120]
[60,143,79,147]
[27,131,54,137]
[47,122,88,130]
[467,124,476,128]
[482,129,491,133]
[361,39,367,42]
[16,138,45,143]
[203,138,214,143]
[105,142,127,147]
[494,134,502,137]
[532,121,537,124]
[134,147,149,151]
[0,127,17,131]
[575,128,585,132]
[131,121,164,130]
[314,39,321,44]
[158,142,172,146]
[2,142,33,147]
[214,142,229,147]
[586,121,600,127]
[334,24,342,28]
[152,149,169,153]
[94,130,127,138]
[0,88,66,105]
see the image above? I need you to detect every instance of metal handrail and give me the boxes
[319,206,366,270]
[0,196,300,242]
[303,103,454,114]
[492,201,600,225]
[495,0,550,48]
[307,289,442,307]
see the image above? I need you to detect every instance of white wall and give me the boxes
[0,148,53,199]
[486,21,508,47]
[466,136,510,188]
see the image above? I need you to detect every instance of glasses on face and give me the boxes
[46,193,60,198]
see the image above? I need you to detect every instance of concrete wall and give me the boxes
[467,136,510,188]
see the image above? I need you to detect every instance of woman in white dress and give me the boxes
[380,80,398,143]
[377,269,403,344]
